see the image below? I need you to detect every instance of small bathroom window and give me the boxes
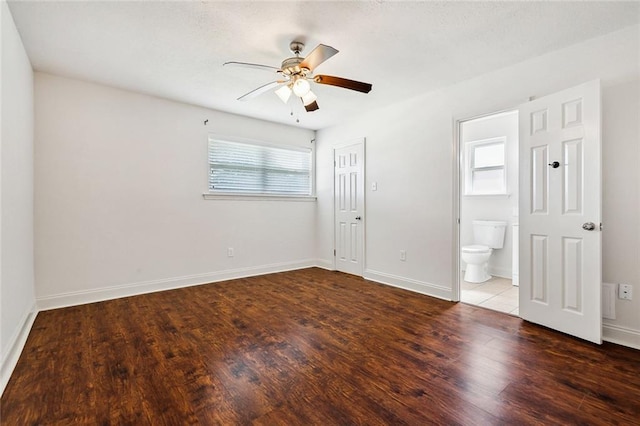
[465,137,507,195]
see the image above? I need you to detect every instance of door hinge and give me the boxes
[600,222,603,231]
[333,249,336,256]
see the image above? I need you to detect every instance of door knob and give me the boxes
[548,161,560,168]
[582,222,596,231]
[355,216,362,221]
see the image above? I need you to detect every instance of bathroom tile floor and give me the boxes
[461,276,519,315]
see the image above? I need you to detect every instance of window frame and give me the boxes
[464,136,507,196]
[204,134,316,201]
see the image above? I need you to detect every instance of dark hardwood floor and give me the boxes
[2,268,639,425]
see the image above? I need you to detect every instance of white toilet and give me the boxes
[461,220,507,283]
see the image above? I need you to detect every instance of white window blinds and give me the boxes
[208,138,312,196]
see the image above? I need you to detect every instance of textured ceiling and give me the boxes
[7,1,640,130]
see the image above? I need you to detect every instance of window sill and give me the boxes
[202,193,317,202]
[463,193,511,198]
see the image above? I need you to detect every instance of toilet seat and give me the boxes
[462,244,490,253]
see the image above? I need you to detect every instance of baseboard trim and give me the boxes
[461,266,512,280]
[1,302,37,397]
[37,260,318,311]
[364,269,452,301]
[314,259,334,271]
[488,266,512,280]
[603,323,640,350]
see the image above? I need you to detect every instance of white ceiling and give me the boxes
[7,1,639,130]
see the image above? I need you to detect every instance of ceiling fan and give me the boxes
[224,41,372,112]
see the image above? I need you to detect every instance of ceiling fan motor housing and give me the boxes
[281,57,309,76]
[281,41,310,76]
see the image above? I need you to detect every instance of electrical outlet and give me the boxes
[227,248,234,257]
[618,283,632,300]
[400,250,406,261]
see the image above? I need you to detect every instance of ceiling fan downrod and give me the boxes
[289,41,305,56]
[282,42,308,76]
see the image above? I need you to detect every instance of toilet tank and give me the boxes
[473,220,507,249]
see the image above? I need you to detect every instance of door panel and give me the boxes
[563,139,583,213]
[531,145,549,213]
[531,234,548,303]
[562,237,582,311]
[334,142,364,276]
[519,80,601,344]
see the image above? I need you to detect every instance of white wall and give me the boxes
[316,25,640,347]
[601,77,640,346]
[460,111,518,279]
[1,1,36,394]
[34,73,316,308]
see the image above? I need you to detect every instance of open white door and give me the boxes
[519,80,602,343]
[334,141,365,276]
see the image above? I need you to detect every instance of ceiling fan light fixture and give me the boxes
[275,85,292,103]
[301,90,317,106]
[292,78,311,97]
[225,41,372,114]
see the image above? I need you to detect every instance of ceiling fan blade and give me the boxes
[238,80,286,101]
[314,75,372,93]
[223,61,282,73]
[304,100,319,112]
[299,44,338,71]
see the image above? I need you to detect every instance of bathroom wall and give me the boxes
[460,111,518,279]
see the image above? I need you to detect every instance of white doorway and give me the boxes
[455,80,602,344]
[334,140,365,276]
[458,110,520,315]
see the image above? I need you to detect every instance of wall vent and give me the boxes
[602,283,616,320]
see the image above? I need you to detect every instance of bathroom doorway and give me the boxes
[457,110,519,315]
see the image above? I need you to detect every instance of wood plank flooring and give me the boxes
[2,268,639,425]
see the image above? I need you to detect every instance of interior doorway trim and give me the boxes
[452,107,518,303]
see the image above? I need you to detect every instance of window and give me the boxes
[465,137,506,195]
[208,136,312,196]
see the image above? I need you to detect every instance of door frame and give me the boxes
[452,106,519,303]
[332,138,366,275]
